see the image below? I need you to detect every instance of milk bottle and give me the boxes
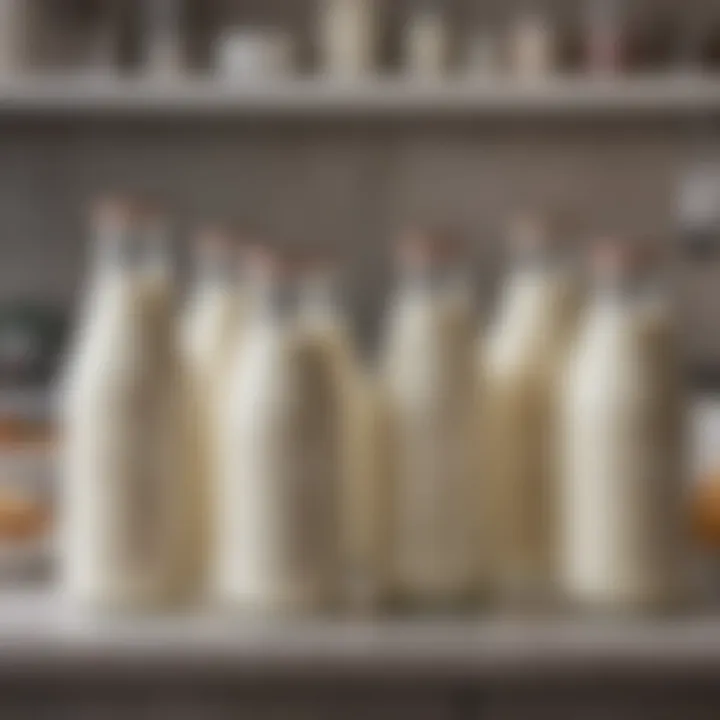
[298,254,387,607]
[298,253,356,414]
[560,240,685,611]
[61,198,187,610]
[215,248,340,613]
[181,227,243,591]
[483,213,580,605]
[382,230,477,609]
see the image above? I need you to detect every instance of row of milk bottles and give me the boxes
[59,197,686,614]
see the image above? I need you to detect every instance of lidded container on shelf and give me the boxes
[317,0,379,77]
[403,0,449,77]
[507,3,557,79]
[141,0,187,76]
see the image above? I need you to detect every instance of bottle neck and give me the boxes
[194,253,237,292]
[594,271,664,306]
[93,223,171,278]
[302,271,339,310]
[399,262,465,295]
[251,278,298,323]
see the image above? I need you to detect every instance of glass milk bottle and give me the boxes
[382,230,478,610]
[298,253,385,608]
[560,240,686,611]
[181,227,244,592]
[214,248,341,614]
[483,213,581,606]
[60,198,188,611]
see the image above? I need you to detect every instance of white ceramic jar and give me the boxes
[318,0,378,78]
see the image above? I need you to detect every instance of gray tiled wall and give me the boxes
[0,0,719,363]
[0,116,716,361]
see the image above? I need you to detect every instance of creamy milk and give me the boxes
[560,249,685,610]
[181,230,243,592]
[61,201,187,610]
[483,223,580,603]
[214,260,340,613]
[299,264,389,607]
[383,239,477,608]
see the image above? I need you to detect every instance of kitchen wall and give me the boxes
[0,0,718,363]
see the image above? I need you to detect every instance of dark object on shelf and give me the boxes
[583,0,628,74]
[0,305,67,388]
[702,12,720,69]
[633,6,677,71]
[681,229,720,261]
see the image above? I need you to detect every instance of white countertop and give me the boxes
[2,591,720,682]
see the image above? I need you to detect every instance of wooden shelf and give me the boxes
[0,74,719,118]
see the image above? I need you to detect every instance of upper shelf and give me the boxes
[1,74,720,118]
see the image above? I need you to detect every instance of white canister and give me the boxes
[318,0,378,78]
[0,1,36,74]
[215,29,294,80]
[508,10,556,80]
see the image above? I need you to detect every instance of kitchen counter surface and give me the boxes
[2,590,720,684]
[2,592,720,718]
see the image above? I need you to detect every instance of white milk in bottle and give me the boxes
[382,229,477,609]
[298,253,385,608]
[181,227,244,589]
[214,248,341,614]
[483,213,580,605]
[560,240,685,611]
[61,198,187,610]
[298,255,358,593]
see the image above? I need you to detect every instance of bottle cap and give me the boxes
[134,195,168,224]
[90,195,141,231]
[243,244,298,283]
[194,224,242,256]
[396,226,464,270]
[508,208,571,258]
[591,236,657,280]
[299,248,339,274]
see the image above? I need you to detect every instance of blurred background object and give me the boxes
[214,26,294,79]
[0,304,65,585]
[141,0,187,77]
[317,0,379,77]
[403,0,449,78]
[583,0,628,75]
[507,3,556,79]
